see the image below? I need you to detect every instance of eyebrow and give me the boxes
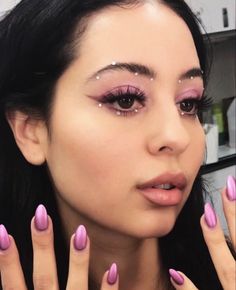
[86,62,203,82]
[87,62,156,82]
[179,67,204,81]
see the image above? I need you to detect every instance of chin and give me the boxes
[128,217,177,239]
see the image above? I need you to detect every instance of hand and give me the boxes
[0,205,119,290]
[169,177,236,290]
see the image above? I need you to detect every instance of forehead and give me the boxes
[76,2,200,78]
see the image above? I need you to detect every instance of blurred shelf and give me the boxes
[200,145,236,174]
[204,30,236,43]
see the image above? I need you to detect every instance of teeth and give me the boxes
[152,184,174,190]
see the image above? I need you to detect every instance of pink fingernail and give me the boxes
[226,176,236,201]
[74,225,87,250]
[34,204,49,231]
[204,203,217,228]
[107,263,118,285]
[0,225,10,251]
[169,269,184,285]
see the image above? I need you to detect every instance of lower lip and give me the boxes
[138,187,183,206]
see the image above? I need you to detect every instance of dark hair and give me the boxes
[0,0,225,289]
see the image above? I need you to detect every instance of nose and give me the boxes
[146,105,191,156]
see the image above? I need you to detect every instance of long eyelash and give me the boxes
[196,94,213,112]
[100,86,146,105]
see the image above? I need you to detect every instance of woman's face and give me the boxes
[44,1,205,238]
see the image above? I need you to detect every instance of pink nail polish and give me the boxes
[34,204,49,231]
[204,203,217,228]
[226,176,236,201]
[0,225,10,251]
[74,225,87,250]
[107,263,118,285]
[169,269,184,285]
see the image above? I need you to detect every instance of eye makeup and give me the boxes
[97,85,147,117]
[86,66,211,118]
[94,83,212,118]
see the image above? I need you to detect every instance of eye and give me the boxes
[177,96,212,117]
[99,85,146,116]
[116,95,136,109]
[178,99,198,115]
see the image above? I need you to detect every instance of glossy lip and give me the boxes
[136,172,187,206]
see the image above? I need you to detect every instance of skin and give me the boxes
[45,2,205,287]
[1,1,235,290]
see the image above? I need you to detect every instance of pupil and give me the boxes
[118,95,134,109]
[181,100,194,112]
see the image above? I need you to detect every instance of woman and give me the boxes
[0,0,235,289]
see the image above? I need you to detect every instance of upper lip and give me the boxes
[137,172,187,190]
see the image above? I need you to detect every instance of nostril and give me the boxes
[159,146,173,152]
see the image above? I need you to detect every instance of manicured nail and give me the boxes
[204,203,217,228]
[74,225,87,250]
[34,204,49,231]
[107,263,118,285]
[169,269,184,285]
[226,176,236,201]
[0,225,10,251]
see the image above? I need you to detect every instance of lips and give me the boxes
[137,172,187,191]
[137,172,187,206]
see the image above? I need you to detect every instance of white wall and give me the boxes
[0,0,21,17]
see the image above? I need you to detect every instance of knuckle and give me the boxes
[33,235,54,250]
[71,252,89,267]
[33,274,54,290]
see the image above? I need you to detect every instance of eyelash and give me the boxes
[99,86,213,117]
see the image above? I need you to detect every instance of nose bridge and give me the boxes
[146,100,190,155]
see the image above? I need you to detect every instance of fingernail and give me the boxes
[0,225,10,251]
[204,203,217,228]
[34,204,49,231]
[169,269,184,285]
[107,263,118,285]
[74,225,87,250]
[226,175,236,201]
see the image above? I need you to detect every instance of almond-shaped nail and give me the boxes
[226,175,236,201]
[107,263,118,285]
[169,269,184,285]
[34,204,49,231]
[74,225,87,250]
[204,203,217,228]
[0,224,10,251]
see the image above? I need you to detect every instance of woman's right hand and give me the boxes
[0,205,119,290]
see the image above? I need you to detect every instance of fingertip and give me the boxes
[169,268,184,286]
[0,224,11,252]
[0,234,20,264]
[70,228,90,254]
[100,263,119,288]
[31,214,53,236]
[107,263,118,285]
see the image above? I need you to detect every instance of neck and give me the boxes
[90,236,160,290]
[57,198,170,290]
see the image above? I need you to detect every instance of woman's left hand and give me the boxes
[170,177,236,290]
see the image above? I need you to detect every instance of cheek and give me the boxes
[46,111,137,208]
[183,123,205,193]
[191,123,205,166]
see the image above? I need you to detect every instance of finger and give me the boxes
[201,203,236,289]
[222,176,236,250]
[0,225,27,290]
[100,263,119,290]
[66,225,90,290]
[31,205,59,290]
[169,269,198,289]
